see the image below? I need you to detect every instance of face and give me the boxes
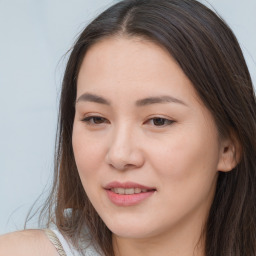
[72,36,224,240]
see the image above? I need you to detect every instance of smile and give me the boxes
[105,181,156,206]
[110,188,152,194]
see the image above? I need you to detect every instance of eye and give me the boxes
[82,116,109,125]
[146,117,174,127]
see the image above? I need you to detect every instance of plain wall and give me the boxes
[0,0,255,234]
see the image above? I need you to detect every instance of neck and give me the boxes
[112,217,206,256]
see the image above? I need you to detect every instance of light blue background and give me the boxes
[0,0,255,234]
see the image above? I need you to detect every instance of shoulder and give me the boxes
[0,229,58,256]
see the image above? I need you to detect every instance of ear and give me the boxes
[217,132,242,172]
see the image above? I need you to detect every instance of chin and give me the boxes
[112,229,152,239]
[105,220,159,239]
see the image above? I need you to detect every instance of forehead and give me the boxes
[76,36,198,104]
[78,36,175,76]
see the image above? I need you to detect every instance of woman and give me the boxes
[0,0,255,255]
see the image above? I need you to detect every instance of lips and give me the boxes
[105,181,156,191]
[104,181,156,206]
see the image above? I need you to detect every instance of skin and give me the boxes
[0,230,59,256]
[0,36,238,256]
[72,36,236,256]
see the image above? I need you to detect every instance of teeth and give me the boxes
[134,188,141,193]
[110,188,149,194]
[114,188,124,194]
[125,188,134,194]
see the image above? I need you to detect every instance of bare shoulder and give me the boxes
[0,229,58,256]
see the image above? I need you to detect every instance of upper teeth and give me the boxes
[111,188,148,194]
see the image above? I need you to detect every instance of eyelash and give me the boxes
[81,116,175,127]
[145,117,175,127]
[82,116,109,125]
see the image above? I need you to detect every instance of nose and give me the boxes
[105,125,144,171]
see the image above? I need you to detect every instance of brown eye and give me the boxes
[92,117,106,124]
[82,116,109,125]
[146,117,174,127]
[153,118,166,126]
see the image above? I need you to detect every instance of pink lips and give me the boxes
[104,181,156,206]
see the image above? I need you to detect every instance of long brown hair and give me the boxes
[39,0,256,255]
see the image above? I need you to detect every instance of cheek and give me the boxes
[72,125,106,181]
[144,126,220,222]
[72,127,107,209]
[148,123,220,188]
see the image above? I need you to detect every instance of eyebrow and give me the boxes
[76,93,110,105]
[135,95,187,107]
[76,93,187,107]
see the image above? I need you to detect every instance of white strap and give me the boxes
[44,229,67,256]
[44,228,101,256]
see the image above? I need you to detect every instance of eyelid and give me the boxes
[81,114,110,125]
[144,116,175,127]
[80,114,175,127]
